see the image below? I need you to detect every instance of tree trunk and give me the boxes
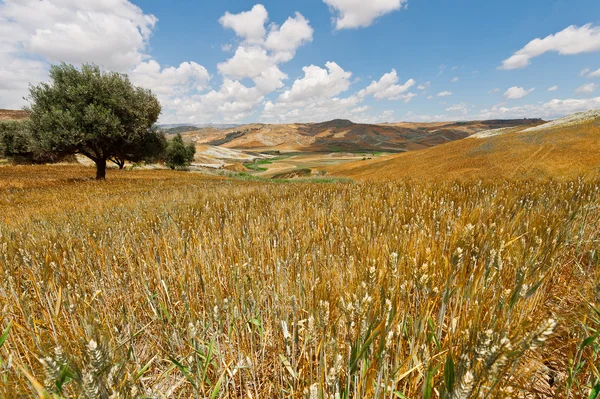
[95,158,107,180]
[110,158,126,169]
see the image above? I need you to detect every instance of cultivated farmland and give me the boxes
[0,166,599,398]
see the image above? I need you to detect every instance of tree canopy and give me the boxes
[166,134,196,170]
[0,120,68,164]
[28,63,163,179]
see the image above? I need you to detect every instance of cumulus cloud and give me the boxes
[216,7,313,98]
[265,12,314,62]
[478,97,600,120]
[580,68,592,77]
[0,0,157,107]
[218,4,268,44]
[162,5,314,123]
[159,79,265,124]
[352,105,370,113]
[547,85,558,92]
[261,62,366,122]
[437,91,452,97]
[504,86,535,99]
[410,96,600,122]
[588,68,600,78]
[451,77,459,83]
[575,82,597,95]
[323,0,407,30]
[500,24,600,70]
[417,81,431,90]
[446,103,469,115]
[357,69,416,102]
[0,0,156,71]
[218,46,277,80]
[276,62,352,104]
[131,60,211,97]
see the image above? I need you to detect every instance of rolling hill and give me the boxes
[181,118,543,153]
[327,110,600,181]
[0,109,29,121]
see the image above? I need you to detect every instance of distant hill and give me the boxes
[0,109,29,121]
[161,125,204,135]
[180,118,543,153]
[159,123,240,132]
[327,111,600,181]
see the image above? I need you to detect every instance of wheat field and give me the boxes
[1,165,599,398]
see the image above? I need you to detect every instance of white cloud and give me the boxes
[446,103,469,115]
[437,91,452,97]
[412,96,600,122]
[380,110,395,121]
[352,105,370,113]
[488,88,500,94]
[0,0,157,107]
[575,82,597,95]
[160,79,265,124]
[0,0,156,71]
[131,60,210,97]
[218,46,278,80]
[262,95,361,123]
[451,77,459,83]
[547,85,558,92]
[216,46,288,94]
[216,8,313,97]
[478,97,600,120]
[588,68,600,78]
[504,86,535,99]
[500,24,600,70]
[278,62,352,104]
[265,12,314,63]
[323,0,407,30]
[357,69,416,101]
[218,4,268,44]
[261,62,364,123]
[147,5,313,124]
[580,68,591,77]
[417,81,430,90]
[162,4,315,124]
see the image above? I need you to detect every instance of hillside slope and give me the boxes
[328,111,600,181]
[181,118,543,153]
[0,109,28,121]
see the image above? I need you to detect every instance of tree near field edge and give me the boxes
[27,63,162,179]
[166,133,196,170]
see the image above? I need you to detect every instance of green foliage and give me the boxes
[166,133,196,170]
[0,120,63,164]
[109,127,168,169]
[27,63,161,179]
[0,120,28,158]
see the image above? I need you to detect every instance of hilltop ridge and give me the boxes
[328,109,600,181]
[179,118,544,153]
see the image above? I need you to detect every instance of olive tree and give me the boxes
[0,120,66,164]
[109,128,168,169]
[166,134,196,170]
[28,63,162,179]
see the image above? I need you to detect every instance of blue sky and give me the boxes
[1,0,600,123]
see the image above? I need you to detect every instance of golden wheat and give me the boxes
[0,166,599,398]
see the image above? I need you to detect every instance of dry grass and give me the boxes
[0,109,29,121]
[328,121,600,181]
[0,166,599,398]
